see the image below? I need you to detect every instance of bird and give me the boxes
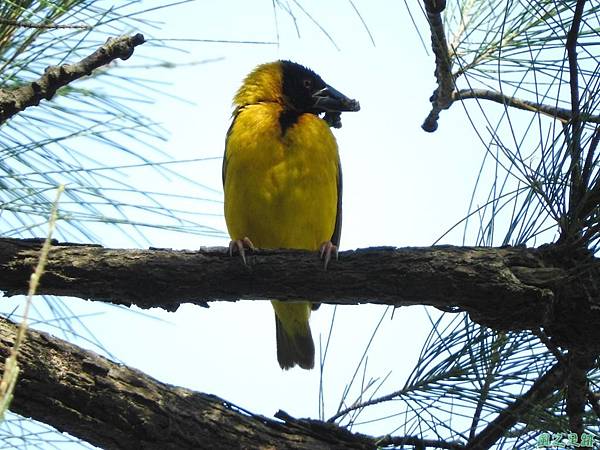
[223,60,360,369]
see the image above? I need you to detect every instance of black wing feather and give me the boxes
[330,158,343,247]
[222,111,240,186]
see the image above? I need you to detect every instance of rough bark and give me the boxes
[0,34,145,125]
[0,237,597,449]
[0,317,381,450]
[0,238,598,350]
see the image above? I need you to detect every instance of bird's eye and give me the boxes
[303,79,313,90]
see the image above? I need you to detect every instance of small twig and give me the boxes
[425,84,600,132]
[375,435,466,449]
[581,216,600,244]
[277,410,466,449]
[0,18,89,29]
[0,34,145,125]
[348,0,376,46]
[421,0,600,135]
[534,328,565,361]
[466,362,566,450]
[453,88,600,124]
[448,0,475,53]
[422,0,454,132]
[0,185,63,418]
[571,125,600,239]
[531,331,599,424]
[581,124,600,192]
[575,187,600,237]
[327,371,412,423]
[468,333,506,441]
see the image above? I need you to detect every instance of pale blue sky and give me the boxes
[2,0,516,444]
[112,0,486,428]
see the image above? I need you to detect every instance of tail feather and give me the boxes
[272,300,314,370]
[275,315,314,369]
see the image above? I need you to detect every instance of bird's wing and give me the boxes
[222,110,240,186]
[331,155,343,247]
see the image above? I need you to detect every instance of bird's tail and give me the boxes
[271,300,315,370]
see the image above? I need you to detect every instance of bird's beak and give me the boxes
[311,85,360,113]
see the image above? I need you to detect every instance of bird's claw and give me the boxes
[319,241,338,270]
[229,237,255,264]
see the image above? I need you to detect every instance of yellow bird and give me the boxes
[223,60,359,369]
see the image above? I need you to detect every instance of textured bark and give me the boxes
[1,238,599,348]
[566,351,595,442]
[0,34,145,125]
[0,317,381,450]
[1,237,598,449]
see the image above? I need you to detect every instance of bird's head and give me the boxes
[234,60,360,128]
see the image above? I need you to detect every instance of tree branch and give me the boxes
[566,0,586,174]
[0,34,145,125]
[566,351,594,439]
[0,316,458,450]
[536,329,600,423]
[374,435,465,450]
[466,362,567,450]
[421,1,600,133]
[0,238,557,325]
[0,18,89,29]
[453,89,600,124]
[1,237,599,350]
[580,124,600,197]
[422,0,453,132]
[564,0,587,243]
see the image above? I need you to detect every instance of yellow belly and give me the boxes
[224,103,339,250]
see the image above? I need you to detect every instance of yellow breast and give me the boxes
[224,104,339,250]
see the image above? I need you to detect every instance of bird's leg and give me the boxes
[229,237,255,264]
[319,240,338,270]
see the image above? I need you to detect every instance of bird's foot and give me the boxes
[229,237,255,264]
[319,240,338,270]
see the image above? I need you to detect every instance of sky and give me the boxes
[0,0,521,446]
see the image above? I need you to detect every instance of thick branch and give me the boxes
[0,34,145,125]
[566,351,593,439]
[1,238,599,349]
[0,238,557,326]
[0,316,452,450]
[537,329,600,423]
[566,0,586,174]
